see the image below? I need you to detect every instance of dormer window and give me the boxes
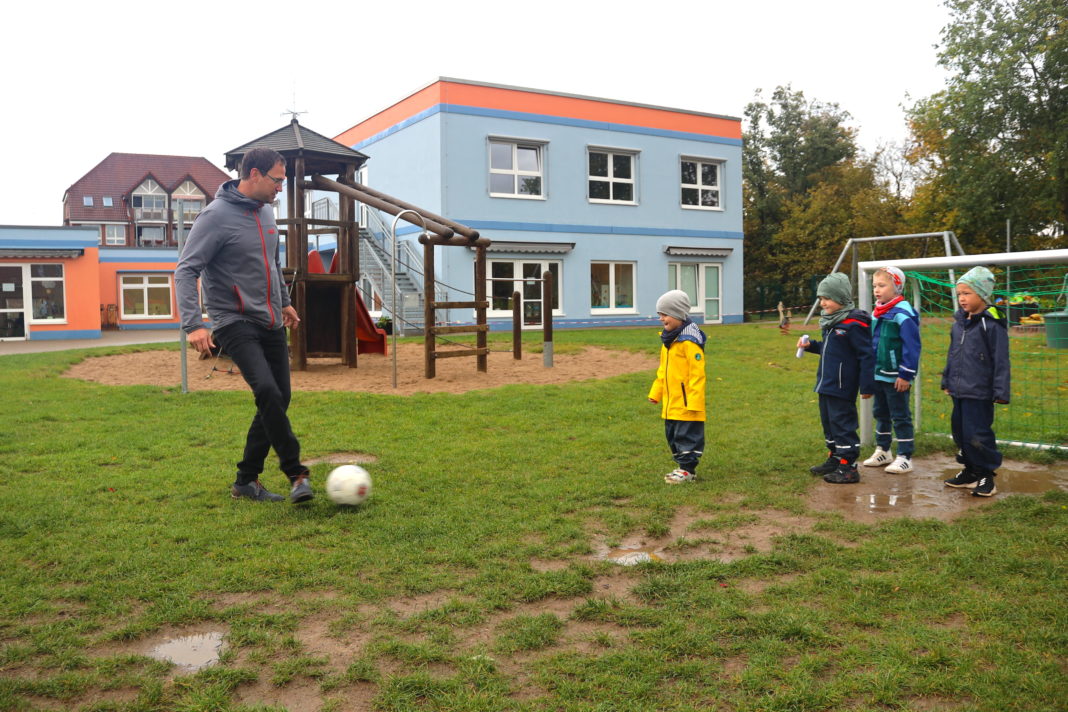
[132,179,167,221]
[171,180,205,223]
[103,196,113,207]
[83,196,93,207]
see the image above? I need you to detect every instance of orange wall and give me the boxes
[334,80,741,147]
[97,259,181,327]
[19,248,101,335]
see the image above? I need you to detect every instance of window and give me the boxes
[588,149,636,203]
[82,196,93,207]
[121,274,173,318]
[487,259,561,327]
[29,264,65,321]
[489,140,543,198]
[105,225,126,246]
[590,262,636,312]
[680,158,722,209]
[669,262,722,322]
[133,179,167,220]
[172,181,205,223]
[103,196,113,207]
[137,225,165,245]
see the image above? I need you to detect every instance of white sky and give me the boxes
[0,0,951,226]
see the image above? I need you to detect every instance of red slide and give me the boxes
[308,250,387,355]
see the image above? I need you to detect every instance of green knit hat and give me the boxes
[957,266,995,304]
[816,272,854,309]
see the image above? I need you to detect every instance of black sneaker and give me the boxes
[972,475,997,497]
[810,456,838,476]
[289,473,314,503]
[944,469,978,489]
[823,461,860,484]
[231,480,285,502]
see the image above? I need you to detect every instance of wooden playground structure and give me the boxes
[224,119,491,378]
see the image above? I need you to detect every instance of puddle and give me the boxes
[807,454,1068,522]
[597,544,669,566]
[147,632,226,671]
[304,452,378,466]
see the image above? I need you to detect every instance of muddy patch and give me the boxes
[807,454,1068,523]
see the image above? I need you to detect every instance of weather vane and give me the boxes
[282,85,307,122]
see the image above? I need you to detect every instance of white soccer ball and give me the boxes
[326,465,372,506]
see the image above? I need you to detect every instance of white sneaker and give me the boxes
[884,455,913,474]
[862,448,892,467]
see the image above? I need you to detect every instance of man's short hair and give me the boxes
[239,148,286,179]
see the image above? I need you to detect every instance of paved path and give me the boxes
[0,330,182,356]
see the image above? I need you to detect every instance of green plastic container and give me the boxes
[1044,311,1068,349]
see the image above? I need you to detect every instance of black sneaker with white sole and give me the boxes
[971,475,997,497]
[823,461,860,484]
[944,469,979,489]
[231,480,285,502]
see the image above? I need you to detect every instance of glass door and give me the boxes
[0,265,26,340]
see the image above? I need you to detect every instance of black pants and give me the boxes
[818,393,859,464]
[665,419,704,474]
[214,320,304,484]
[951,397,1002,475]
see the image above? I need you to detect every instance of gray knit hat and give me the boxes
[655,289,690,320]
[816,272,854,309]
[957,266,995,304]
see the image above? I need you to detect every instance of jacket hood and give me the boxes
[215,179,266,209]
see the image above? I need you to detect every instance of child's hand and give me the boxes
[795,337,807,349]
[894,378,911,392]
[994,399,1008,404]
[943,389,951,396]
[861,393,873,399]
[648,398,658,404]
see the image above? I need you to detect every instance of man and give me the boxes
[175,147,312,503]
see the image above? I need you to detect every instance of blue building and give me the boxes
[334,78,744,329]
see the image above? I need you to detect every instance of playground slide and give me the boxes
[307,250,387,355]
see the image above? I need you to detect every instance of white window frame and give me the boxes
[669,262,723,323]
[82,196,93,206]
[590,261,637,314]
[28,263,67,324]
[680,156,724,211]
[104,224,126,246]
[120,273,173,319]
[488,138,546,200]
[133,179,168,221]
[137,225,166,246]
[172,181,205,224]
[103,196,113,207]
[486,258,563,328]
[587,147,638,205]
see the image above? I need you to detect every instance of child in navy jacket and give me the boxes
[798,273,875,484]
[942,266,1010,497]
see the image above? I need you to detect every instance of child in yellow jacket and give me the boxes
[648,290,708,484]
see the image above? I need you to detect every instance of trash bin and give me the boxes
[1045,311,1068,348]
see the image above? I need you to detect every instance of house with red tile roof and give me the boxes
[63,153,230,247]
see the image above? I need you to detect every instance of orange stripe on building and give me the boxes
[334,80,741,148]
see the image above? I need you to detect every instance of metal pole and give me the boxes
[512,291,522,360]
[176,200,188,394]
[858,266,873,445]
[1005,219,1012,304]
[390,210,427,388]
[912,279,922,434]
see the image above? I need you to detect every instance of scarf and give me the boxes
[819,306,853,331]
[873,295,904,319]
[661,319,689,347]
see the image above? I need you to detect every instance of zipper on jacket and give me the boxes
[253,211,276,328]
[233,285,245,313]
[838,363,843,389]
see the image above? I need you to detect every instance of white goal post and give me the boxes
[857,248,1068,448]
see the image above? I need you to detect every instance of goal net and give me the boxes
[857,249,1068,452]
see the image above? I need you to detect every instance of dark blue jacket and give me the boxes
[941,306,1011,403]
[804,309,876,399]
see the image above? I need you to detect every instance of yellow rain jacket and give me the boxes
[648,322,707,422]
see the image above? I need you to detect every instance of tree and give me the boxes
[907,0,1068,248]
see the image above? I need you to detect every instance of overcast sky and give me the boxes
[1,0,951,226]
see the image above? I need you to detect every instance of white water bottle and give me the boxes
[796,334,809,359]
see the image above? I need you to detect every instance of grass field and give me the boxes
[1,325,1066,712]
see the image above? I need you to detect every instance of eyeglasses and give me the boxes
[261,171,286,185]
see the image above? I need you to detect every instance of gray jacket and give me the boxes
[175,181,290,333]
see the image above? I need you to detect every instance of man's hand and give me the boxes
[861,393,873,399]
[187,328,215,355]
[282,305,300,329]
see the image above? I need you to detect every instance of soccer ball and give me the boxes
[325,465,372,506]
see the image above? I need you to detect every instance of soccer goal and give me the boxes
[857,249,1068,452]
